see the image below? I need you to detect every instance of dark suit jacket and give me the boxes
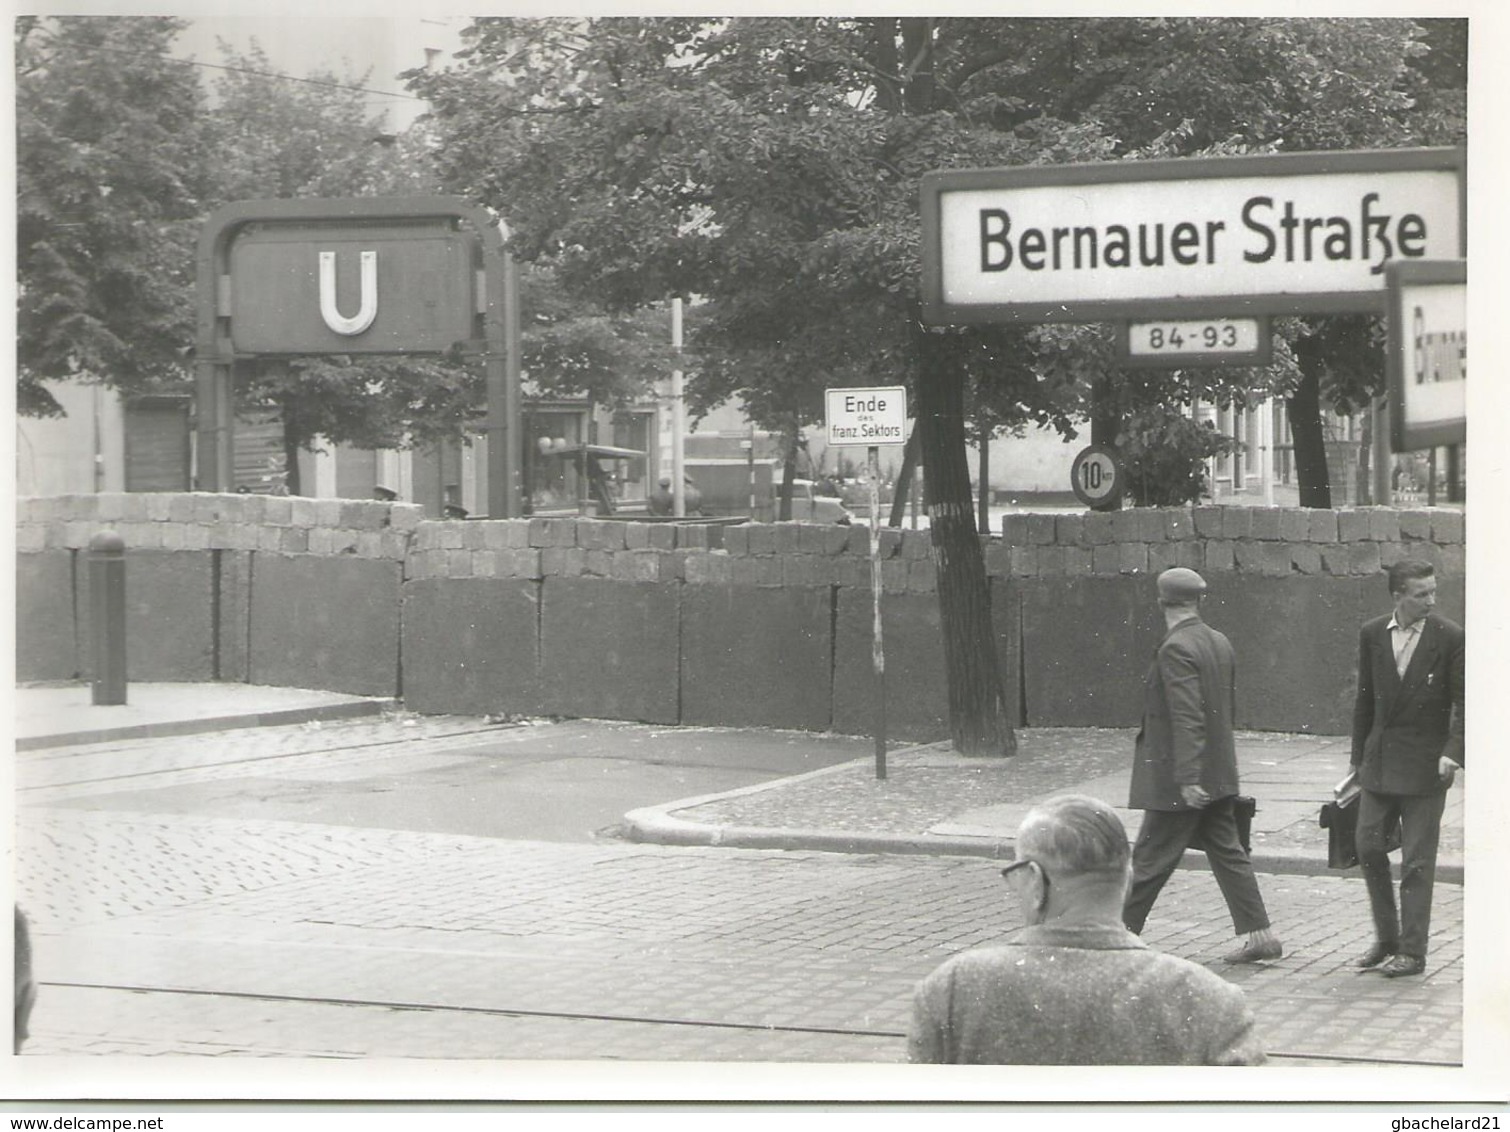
[1129,616,1240,812]
[1351,612,1465,795]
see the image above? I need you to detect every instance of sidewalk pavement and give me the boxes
[12,681,394,751]
[12,682,1464,881]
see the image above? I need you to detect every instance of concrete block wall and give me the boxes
[15,494,421,695]
[15,496,1466,739]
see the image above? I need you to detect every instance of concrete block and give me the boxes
[388,504,425,531]
[1003,513,1031,546]
[584,549,613,576]
[471,550,499,578]
[1307,509,1339,543]
[16,526,45,553]
[722,525,749,555]
[1083,511,1115,544]
[482,522,511,550]
[1290,544,1323,574]
[437,524,466,551]
[1349,542,1383,576]
[16,550,77,680]
[74,549,216,682]
[1173,541,1205,570]
[1010,546,1039,577]
[505,520,531,549]
[745,524,775,556]
[908,559,937,593]
[1091,544,1121,574]
[1119,542,1149,575]
[1134,509,1167,542]
[1430,509,1465,544]
[446,549,473,577]
[647,523,678,550]
[682,585,832,731]
[1378,541,1408,567]
[1026,512,1057,545]
[1063,546,1093,576]
[1221,507,1253,539]
[1204,540,1235,572]
[1163,509,1194,541]
[281,528,309,554]
[1338,510,1371,542]
[538,576,681,722]
[768,522,799,554]
[256,527,282,552]
[1278,508,1310,542]
[401,577,543,717]
[291,497,320,526]
[315,498,344,526]
[167,495,195,523]
[122,495,150,521]
[882,559,911,593]
[901,530,934,560]
[97,493,128,521]
[1440,543,1466,577]
[783,555,827,587]
[985,542,1011,577]
[878,528,903,559]
[1056,513,1086,545]
[264,496,294,526]
[1247,508,1281,540]
[1397,509,1432,540]
[1110,508,1140,542]
[1147,542,1180,575]
[679,524,711,551]
[623,522,654,551]
[1368,509,1401,542]
[528,517,553,548]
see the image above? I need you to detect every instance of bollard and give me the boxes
[88,531,127,705]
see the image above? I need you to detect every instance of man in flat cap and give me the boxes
[1122,568,1283,964]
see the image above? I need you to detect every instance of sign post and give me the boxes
[826,386,908,779]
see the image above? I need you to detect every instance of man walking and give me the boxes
[908,794,1266,1065]
[1122,567,1282,964]
[1350,559,1464,979]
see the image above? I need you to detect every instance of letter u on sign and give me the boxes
[318,250,378,335]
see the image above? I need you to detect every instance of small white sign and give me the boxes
[825,386,908,446]
[1127,318,1262,357]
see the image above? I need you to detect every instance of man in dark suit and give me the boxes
[1351,558,1464,979]
[1123,568,1283,964]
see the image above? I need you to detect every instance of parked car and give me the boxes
[785,479,853,524]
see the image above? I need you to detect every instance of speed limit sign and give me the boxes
[1071,445,1124,508]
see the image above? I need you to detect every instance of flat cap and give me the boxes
[1157,567,1207,602]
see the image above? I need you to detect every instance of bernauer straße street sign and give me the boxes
[920,147,1464,326]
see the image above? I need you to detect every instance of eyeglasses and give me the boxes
[1000,858,1049,899]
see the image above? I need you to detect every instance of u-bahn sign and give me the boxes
[196,197,522,515]
[921,148,1465,325]
[1386,259,1466,452]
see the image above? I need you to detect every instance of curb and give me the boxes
[621,762,1465,885]
[15,698,396,752]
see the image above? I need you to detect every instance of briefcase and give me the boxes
[1319,793,1402,869]
[1190,794,1256,856]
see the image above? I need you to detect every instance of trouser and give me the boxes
[1123,796,1272,937]
[1356,786,1447,959]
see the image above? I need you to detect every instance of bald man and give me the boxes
[907,794,1266,1065]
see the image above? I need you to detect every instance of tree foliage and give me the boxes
[16,16,210,416]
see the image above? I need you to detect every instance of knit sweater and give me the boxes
[907,923,1266,1065]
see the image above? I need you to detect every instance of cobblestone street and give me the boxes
[7,710,1478,1106]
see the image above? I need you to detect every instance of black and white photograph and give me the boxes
[6,0,1507,1113]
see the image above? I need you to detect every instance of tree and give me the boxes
[16,16,210,417]
[407,17,1110,754]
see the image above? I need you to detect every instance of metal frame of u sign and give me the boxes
[195,196,523,517]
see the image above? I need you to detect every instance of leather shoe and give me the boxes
[1222,938,1283,964]
[1355,942,1397,969]
[1380,954,1426,978]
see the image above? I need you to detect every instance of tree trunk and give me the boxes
[977,408,991,534]
[777,417,798,521]
[1288,337,1331,508]
[887,428,920,527]
[915,327,1016,756]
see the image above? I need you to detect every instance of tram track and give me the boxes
[33,980,1461,1067]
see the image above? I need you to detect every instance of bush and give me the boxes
[1118,407,1238,507]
